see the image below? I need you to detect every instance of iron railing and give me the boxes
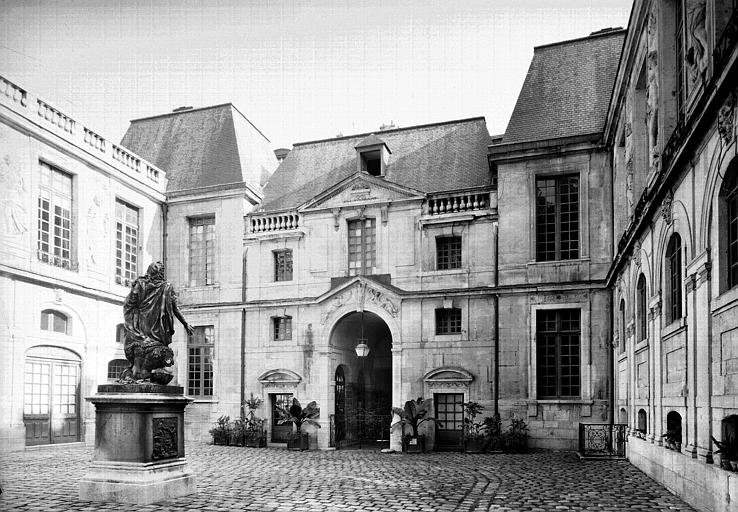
[579,423,627,458]
[336,414,392,449]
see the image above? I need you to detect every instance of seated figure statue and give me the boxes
[119,261,193,384]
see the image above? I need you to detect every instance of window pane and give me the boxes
[189,216,215,286]
[37,162,74,270]
[115,200,139,285]
[274,250,293,281]
[437,236,462,270]
[188,325,215,396]
[536,309,580,399]
[435,308,462,335]
[536,175,579,261]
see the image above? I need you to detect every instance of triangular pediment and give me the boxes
[316,276,403,325]
[300,173,424,211]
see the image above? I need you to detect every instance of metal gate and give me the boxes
[270,393,293,443]
[335,367,346,445]
[24,357,80,446]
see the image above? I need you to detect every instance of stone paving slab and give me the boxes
[0,443,694,511]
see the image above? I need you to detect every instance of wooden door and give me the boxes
[434,393,463,451]
[24,358,80,446]
[270,393,293,443]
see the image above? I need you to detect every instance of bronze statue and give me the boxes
[120,261,193,384]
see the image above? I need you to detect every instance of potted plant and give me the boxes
[243,393,267,448]
[462,401,486,453]
[661,426,681,451]
[391,397,439,453]
[209,415,231,446]
[482,413,503,453]
[230,418,248,446]
[501,417,529,453]
[276,398,321,451]
[712,435,738,471]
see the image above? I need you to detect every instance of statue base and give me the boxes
[79,384,196,504]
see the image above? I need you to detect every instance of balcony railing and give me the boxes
[248,212,301,234]
[579,423,627,458]
[0,73,166,190]
[427,190,491,216]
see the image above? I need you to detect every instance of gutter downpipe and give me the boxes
[494,220,500,418]
[607,149,615,430]
[161,202,168,268]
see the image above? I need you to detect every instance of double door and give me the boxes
[24,358,80,446]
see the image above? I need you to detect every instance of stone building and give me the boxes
[489,28,626,449]
[606,1,738,511]
[0,75,167,450]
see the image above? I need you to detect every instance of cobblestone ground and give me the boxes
[0,443,694,511]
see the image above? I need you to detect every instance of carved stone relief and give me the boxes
[718,92,736,147]
[625,164,635,211]
[86,195,108,267]
[320,288,353,325]
[152,417,178,460]
[685,0,708,92]
[633,241,642,268]
[0,153,28,236]
[646,10,660,173]
[366,285,399,317]
[660,191,673,224]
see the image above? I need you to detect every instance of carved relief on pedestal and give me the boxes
[646,9,660,173]
[660,191,673,225]
[152,417,178,460]
[718,92,736,147]
[633,241,642,268]
[0,153,28,236]
[685,0,708,92]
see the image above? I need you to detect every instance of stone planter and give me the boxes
[287,432,309,451]
[245,433,267,448]
[464,438,484,453]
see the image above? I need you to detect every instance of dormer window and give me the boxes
[355,134,391,177]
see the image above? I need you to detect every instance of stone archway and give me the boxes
[329,311,392,448]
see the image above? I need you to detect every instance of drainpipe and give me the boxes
[241,307,246,421]
[494,221,500,417]
[161,202,168,267]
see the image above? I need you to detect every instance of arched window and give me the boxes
[636,274,647,342]
[619,299,626,354]
[637,409,648,435]
[618,408,628,425]
[107,359,129,380]
[666,411,682,446]
[40,309,68,335]
[665,233,683,324]
[720,159,738,292]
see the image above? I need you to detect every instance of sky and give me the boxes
[0,0,633,150]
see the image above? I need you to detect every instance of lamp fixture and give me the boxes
[355,310,371,358]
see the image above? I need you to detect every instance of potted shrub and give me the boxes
[712,435,738,471]
[501,417,529,453]
[230,418,248,446]
[482,413,503,453]
[391,397,439,453]
[276,398,321,451]
[209,415,231,446]
[661,426,681,451]
[462,401,486,453]
[243,393,267,448]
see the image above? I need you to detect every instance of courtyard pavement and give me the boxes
[0,442,694,511]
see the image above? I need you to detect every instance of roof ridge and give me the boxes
[292,116,486,147]
[128,103,235,123]
[534,28,626,51]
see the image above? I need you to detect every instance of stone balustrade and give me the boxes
[84,127,106,152]
[0,73,166,191]
[249,212,301,233]
[37,99,75,134]
[427,190,491,215]
[0,76,27,106]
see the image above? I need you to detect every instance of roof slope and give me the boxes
[120,104,277,192]
[503,30,626,145]
[260,117,491,212]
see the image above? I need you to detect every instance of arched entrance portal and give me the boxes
[330,311,392,449]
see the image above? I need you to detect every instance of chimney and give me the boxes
[172,106,194,113]
[274,148,290,163]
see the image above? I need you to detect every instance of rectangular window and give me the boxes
[115,199,139,286]
[535,175,579,261]
[348,218,376,276]
[274,250,293,281]
[189,216,216,286]
[273,316,292,341]
[436,236,462,270]
[435,308,462,335]
[187,326,214,396]
[536,309,581,399]
[37,161,73,270]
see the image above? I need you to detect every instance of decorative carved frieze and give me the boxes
[646,9,660,173]
[685,0,708,91]
[0,151,28,236]
[320,288,354,325]
[633,241,641,268]
[152,417,178,460]
[365,285,399,317]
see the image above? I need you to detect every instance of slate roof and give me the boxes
[120,104,277,193]
[502,29,626,145]
[259,117,491,212]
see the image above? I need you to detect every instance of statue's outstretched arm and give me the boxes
[172,292,194,336]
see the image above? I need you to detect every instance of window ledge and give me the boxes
[713,286,738,315]
[528,399,592,405]
[661,318,687,339]
[429,334,464,342]
[420,268,468,277]
[617,351,628,362]
[634,338,649,353]
[189,398,218,404]
[526,258,590,267]
[184,284,220,291]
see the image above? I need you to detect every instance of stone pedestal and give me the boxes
[79,384,196,504]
